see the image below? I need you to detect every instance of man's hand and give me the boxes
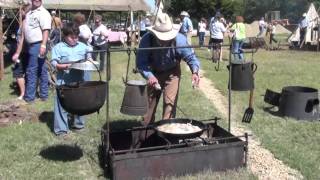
[56,63,71,70]
[191,73,200,88]
[39,44,46,57]
[147,76,159,88]
[12,53,20,63]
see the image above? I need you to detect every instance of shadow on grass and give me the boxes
[39,111,54,132]
[39,144,83,161]
[263,106,283,118]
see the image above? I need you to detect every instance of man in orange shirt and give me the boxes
[50,10,62,46]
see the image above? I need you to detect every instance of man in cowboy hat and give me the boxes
[136,13,200,125]
[179,11,193,45]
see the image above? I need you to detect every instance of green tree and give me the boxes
[165,0,245,24]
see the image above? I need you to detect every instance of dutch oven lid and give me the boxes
[126,80,146,86]
[69,60,100,71]
[230,60,253,64]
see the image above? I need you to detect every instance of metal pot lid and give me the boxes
[126,80,146,86]
[69,60,100,71]
[230,59,253,64]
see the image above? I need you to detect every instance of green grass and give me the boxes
[196,46,320,180]
[0,52,254,179]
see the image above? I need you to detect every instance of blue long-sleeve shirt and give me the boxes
[299,18,309,29]
[136,32,200,79]
[179,17,193,34]
[51,41,92,84]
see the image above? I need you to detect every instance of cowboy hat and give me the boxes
[180,11,190,17]
[146,13,181,41]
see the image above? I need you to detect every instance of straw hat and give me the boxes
[146,13,181,41]
[180,11,190,17]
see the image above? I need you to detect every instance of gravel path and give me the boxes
[197,69,303,180]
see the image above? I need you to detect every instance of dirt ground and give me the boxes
[0,100,38,127]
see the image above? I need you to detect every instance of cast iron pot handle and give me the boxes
[251,63,258,74]
[264,89,281,106]
[306,98,320,112]
[57,87,64,98]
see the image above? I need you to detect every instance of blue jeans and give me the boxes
[54,70,87,135]
[232,40,244,61]
[24,42,48,102]
[92,43,107,71]
[54,95,85,135]
[198,32,205,46]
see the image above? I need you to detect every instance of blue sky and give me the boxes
[145,0,156,12]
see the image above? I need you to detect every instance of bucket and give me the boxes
[228,61,257,91]
[120,80,148,116]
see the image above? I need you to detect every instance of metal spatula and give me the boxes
[242,89,254,123]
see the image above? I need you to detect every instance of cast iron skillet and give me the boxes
[152,118,207,140]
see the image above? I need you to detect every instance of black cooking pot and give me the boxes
[152,118,207,140]
[228,61,257,91]
[264,86,319,120]
[56,81,107,116]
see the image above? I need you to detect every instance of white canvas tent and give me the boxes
[43,0,152,11]
[0,0,26,8]
[0,0,153,80]
[288,3,320,46]
[0,0,152,11]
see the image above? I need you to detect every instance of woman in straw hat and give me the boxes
[136,13,200,125]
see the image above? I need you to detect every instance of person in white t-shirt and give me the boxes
[19,0,51,103]
[92,14,109,71]
[257,17,266,37]
[269,21,278,48]
[197,18,207,46]
[208,14,226,62]
[73,12,93,46]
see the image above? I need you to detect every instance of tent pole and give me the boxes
[130,8,134,47]
[317,17,320,51]
[0,8,4,80]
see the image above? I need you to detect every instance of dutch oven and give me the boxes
[264,86,319,120]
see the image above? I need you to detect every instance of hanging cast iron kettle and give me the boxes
[56,81,107,116]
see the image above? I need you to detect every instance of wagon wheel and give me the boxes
[46,60,56,89]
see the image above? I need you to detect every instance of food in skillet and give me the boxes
[157,123,202,134]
